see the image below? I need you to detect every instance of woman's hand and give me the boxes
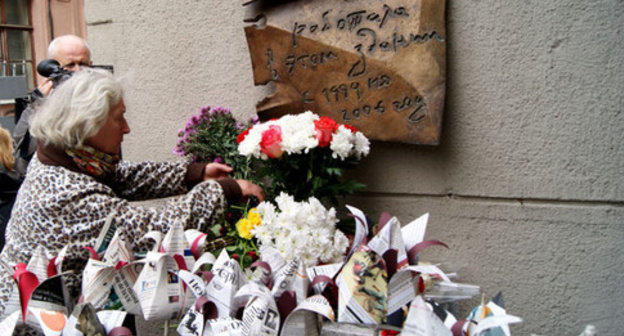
[202,163,264,203]
[235,179,265,203]
[203,163,233,180]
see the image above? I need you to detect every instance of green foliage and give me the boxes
[258,147,366,207]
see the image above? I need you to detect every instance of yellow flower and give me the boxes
[236,208,262,240]
[236,218,253,239]
[247,208,262,226]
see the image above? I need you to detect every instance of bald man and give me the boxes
[37,34,92,96]
[12,35,92,178]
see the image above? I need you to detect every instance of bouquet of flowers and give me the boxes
[237,111,370,206]
[175,106,261,268]
[175,108,369,269]
[174,105,258,179]
[252,192,350,267]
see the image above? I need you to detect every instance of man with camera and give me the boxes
[12,35,92,178]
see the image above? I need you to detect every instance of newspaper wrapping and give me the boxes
[25,273,77,334]
[81,259,116,309]
[367,216,408,270]
[231,282,279,336]
[26,246,50,283]
[190,252,216,274]
[102,229,134,264]
[241,296,279,335]
[132,252,185,320]
[345,205,369,259]
[402,295,452,336]
[96,310,128,333]
[271,257,300,299]
[400,213,429,254]
[258,246,286,273]
[177,300,204,336]
[280,294,335,336]
[307,263,342,295]
[205,317,244,336]
[307,262,342,295]
[0,311,20,334]
[205,250,246,317]
[178,270,207,299]
[112,262,143,315]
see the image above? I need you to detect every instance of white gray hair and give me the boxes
[30,69,123,149]
[47,35,91,60]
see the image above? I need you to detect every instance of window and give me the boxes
[1,0,34,92]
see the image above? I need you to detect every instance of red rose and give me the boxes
[260,125,284,158]
[314,116,338,147]
[247,250,257,260]
[343,124,358,133]
[232,253,239,260]
[237,127,251,144]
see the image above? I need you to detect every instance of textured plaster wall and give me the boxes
[85,1,623,335]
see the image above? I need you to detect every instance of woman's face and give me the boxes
[85,98,130,154]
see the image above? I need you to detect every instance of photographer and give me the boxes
[12,35,92,179]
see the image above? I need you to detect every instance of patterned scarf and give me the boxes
[65,146,120,177]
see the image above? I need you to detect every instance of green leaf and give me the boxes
[325,167,343,176]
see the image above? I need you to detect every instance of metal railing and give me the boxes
[1,60,28,77]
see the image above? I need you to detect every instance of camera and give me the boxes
[36,59,114,88]
[36,59,73,86]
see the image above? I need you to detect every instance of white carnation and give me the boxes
[353,131,370,158]
[333,230,349,255]
[330,125,355,160]
[238,123,271,159]
[255,193,348,267]
[279,112,318,154]
[256,201,276,222]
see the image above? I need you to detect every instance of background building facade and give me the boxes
[0,0,84,122]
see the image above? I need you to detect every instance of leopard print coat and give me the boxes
[0,154,227,323]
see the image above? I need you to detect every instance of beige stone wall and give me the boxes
[85,1,624,335]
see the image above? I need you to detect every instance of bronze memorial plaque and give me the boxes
[244,0,446,144]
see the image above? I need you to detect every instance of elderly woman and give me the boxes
[0,69,264,324]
